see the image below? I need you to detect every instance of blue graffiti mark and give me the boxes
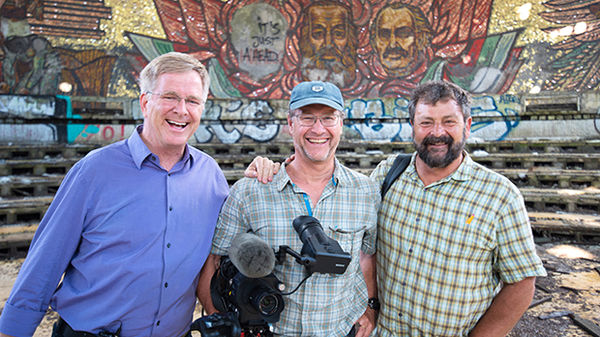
[498,94,521,105]
[239,100,279,143]
[471,96,519,141]
[392,97,410,118]
[194,99,279,143]
[347,98,402,141]
[57,95,88,143]
[195,100,242,143]
[345,95,520,142]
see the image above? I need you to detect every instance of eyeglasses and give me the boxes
[147,92,204,112]
[295,113,340,127]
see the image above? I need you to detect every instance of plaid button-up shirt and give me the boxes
[371,152,546,336]
[212,159,379,337]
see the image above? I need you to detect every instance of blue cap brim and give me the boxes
[289,97,344,112]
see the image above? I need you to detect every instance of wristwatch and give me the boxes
[367,297,380,311]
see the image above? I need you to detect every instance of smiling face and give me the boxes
[288,104,342,164]
[139,70,204,156]
[412,99,471,168]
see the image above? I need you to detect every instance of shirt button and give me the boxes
[151,156,156,161]
[156,321,160,326]
[168,173,171,176]
[409,249,413,253]
[167,243,171,248]
[164,282,168,288]
[169,206,173,211]
[399,313,403,318]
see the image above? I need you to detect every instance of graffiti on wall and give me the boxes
[346,94,521,141]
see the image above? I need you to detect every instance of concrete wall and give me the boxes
[2,93,598,144]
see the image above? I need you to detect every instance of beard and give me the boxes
[300,44,357,86]
[414,131,466,168]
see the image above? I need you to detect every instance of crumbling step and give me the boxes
[0,144,96,160]
[0,175,63,197]
[529,212,600,241]
[218,169,600,190]
[195,139,600,156]
[1,169,598,199]
[0,158,78,176]
[1,152,598,177]
[207,152,600,171]
[494,168,600,189]
[522,188,600,214]
[0,196,53,225]
[1,189,598,227]
[1,139,598,161]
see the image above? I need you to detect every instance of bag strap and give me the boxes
[380,154,412,198]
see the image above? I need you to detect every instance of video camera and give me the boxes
[190,216,352,337]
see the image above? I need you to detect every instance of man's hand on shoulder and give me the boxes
[244,155,296,183]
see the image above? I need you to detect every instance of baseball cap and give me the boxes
[289,81,344,111]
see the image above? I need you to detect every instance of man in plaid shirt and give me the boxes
[198,81,380,337]
[247,80,546,336]
[369,80,546,336]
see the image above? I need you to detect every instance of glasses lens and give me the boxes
[296,114,338,127]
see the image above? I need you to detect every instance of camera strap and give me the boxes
[380,154,412,199]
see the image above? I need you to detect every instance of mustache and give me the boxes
[422,134,453,146]
[314,46,343,59]
[383,46,409,58]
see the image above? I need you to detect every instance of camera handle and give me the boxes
[274,245,315,296]
[275,245,316,273]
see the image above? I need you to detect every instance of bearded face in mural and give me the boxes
[299,1,357,87]
[371,4,432,77]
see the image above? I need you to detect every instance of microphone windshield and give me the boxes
[228,233,276,278]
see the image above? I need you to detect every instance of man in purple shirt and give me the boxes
[0,52,229,337]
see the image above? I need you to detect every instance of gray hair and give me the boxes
[139,52,210,101]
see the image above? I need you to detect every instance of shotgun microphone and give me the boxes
[228,233,276,278]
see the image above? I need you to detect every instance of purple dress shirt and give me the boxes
[0,126,229,337]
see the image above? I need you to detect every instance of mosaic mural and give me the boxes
[1,0,599,98]
[1,0,599,143]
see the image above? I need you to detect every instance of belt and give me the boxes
[53,318,119,337]
[54,317,192,337]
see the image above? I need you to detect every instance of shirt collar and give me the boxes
[274,157,346,191]
[127,125,195,169]
[451,151,474,181]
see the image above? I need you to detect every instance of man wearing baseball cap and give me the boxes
[198,81,380,337]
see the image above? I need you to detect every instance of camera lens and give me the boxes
[249,287,284,317]
[258,294,280,315]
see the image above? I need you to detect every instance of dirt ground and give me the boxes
[0,242,598,336]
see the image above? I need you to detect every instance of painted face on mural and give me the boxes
[374,7,417,73]
[299,3,357,87]
[371,5,431,77]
